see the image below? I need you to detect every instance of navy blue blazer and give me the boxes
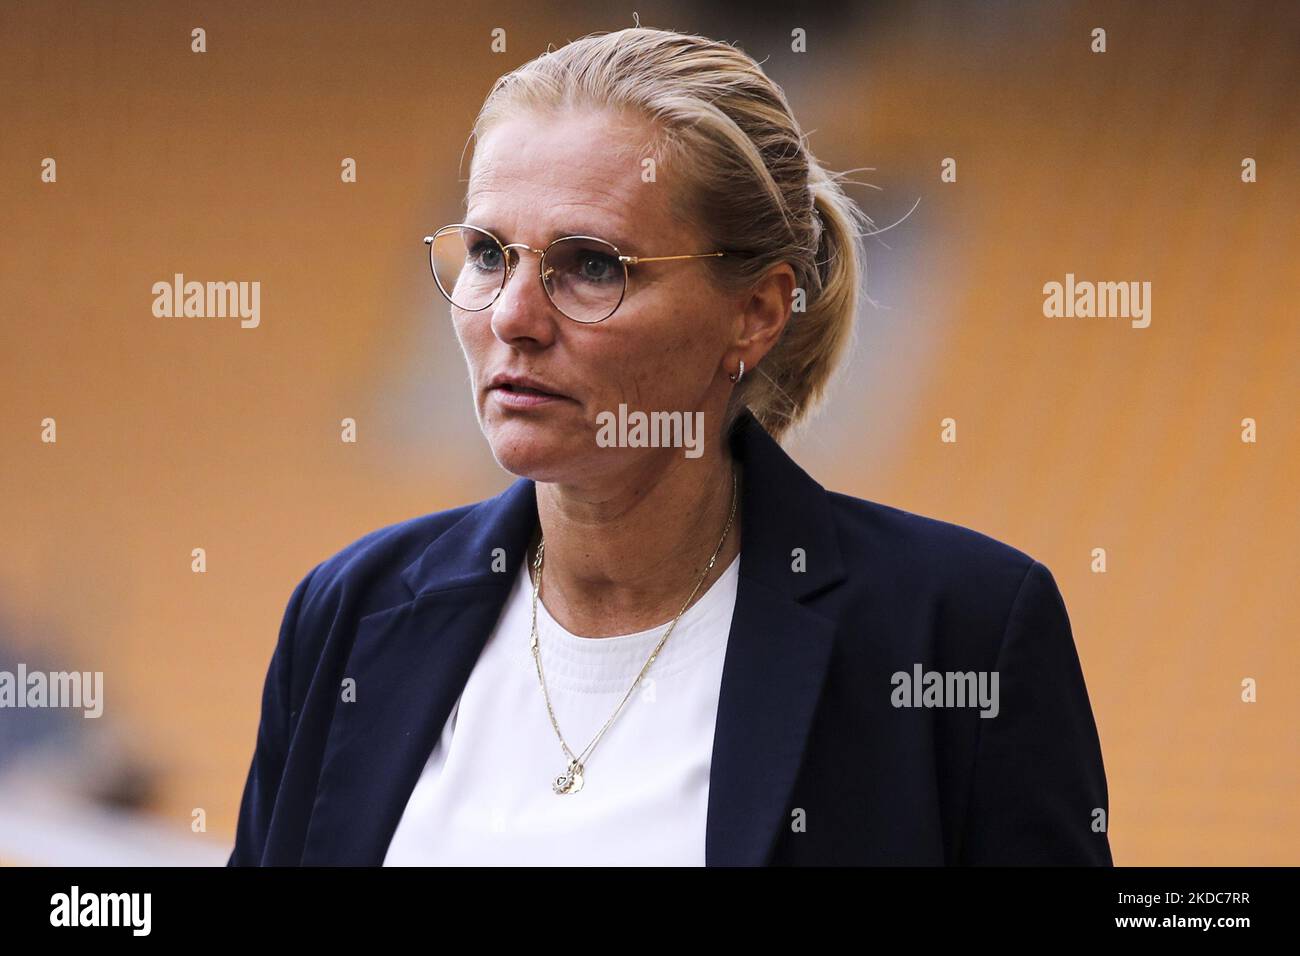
[228,408,1112,866]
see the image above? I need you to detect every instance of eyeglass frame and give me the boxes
[422,221,749,324]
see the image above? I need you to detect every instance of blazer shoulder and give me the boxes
[826,490,1037,572]
[823,490,1048,628]
[296,499,482,619]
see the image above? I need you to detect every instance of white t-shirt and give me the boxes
[382,550,741,866]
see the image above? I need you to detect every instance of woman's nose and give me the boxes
[489,252,560,347]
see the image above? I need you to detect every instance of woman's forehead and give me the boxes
[466,118,683,248]
[471,113,655,194]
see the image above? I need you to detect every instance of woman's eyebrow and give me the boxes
[558,226,635,250]
[470,221,636,252]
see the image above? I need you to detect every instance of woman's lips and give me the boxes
[489,384,570,408]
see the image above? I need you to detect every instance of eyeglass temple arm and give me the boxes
[423,238,738,270]
[422,236,732,265]
[620,251,728,265]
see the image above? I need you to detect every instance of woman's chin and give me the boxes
[484,422,583,482]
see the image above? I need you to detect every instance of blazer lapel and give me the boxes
[704,412,846,865]
[300,479,539,865]
[299,409,846,866]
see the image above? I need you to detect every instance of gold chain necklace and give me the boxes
[528,467,739,795]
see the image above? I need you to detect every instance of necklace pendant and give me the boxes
[552,760,585,795]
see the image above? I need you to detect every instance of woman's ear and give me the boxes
[732,261,796,366]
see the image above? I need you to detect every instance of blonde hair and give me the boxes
[472,27,869,443]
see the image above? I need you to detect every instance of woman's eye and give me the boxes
[578,252,618,281]
[469,243,502,271]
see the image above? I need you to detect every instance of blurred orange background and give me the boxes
[0,0,1295,865]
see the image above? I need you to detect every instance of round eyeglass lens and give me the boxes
[541,236,627,323]
[428,225,505,311]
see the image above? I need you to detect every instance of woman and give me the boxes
[229,27,1111,866]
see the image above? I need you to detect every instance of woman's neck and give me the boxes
[531,451,742,638]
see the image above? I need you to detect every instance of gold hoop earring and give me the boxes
[729,359,745,384]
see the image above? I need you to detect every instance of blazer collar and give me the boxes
[302,408,846,866]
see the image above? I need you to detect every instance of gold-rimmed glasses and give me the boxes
[423,222,742,324]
